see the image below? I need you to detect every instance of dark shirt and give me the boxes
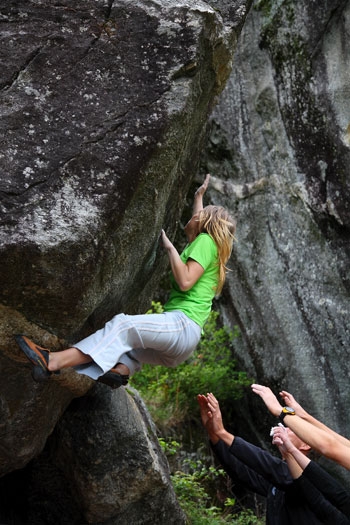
[211,436,349,524]
[301,461,350,519]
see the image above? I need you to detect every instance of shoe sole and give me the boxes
[97,372,129,389]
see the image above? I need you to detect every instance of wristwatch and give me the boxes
[279,406,296,423]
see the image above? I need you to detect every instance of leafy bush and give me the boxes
[130,303,251,426]
[159,439,264,525]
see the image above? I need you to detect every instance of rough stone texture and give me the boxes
[0,386,186,524]
[201,0,350,484]
[0,0,252,522]
[0,0,250,339]
[0,305,92,477]
[50,386,185,524]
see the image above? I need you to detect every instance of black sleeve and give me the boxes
[211,439,271,498]
[303,461,350,518]
[228,437,293,489]
[295,472,350,524]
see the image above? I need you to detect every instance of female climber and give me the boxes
[16,174,237,389]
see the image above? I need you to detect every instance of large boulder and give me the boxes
[0,0,250,338]
[0,0,252,522]
[44,387,185,524]
[0,384,186,524]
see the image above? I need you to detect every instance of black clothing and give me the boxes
[302,461,350,519]
[212,436,349,524]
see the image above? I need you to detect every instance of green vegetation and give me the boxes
[159,439,264,524]
[131,303,263,523]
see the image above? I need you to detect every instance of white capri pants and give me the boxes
[73,311,202,379]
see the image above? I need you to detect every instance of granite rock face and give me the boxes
[0,0,250,338]
[0,0,251,522]
[49,387,185,525]
[202,0,350,481]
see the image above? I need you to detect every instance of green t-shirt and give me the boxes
[164,233,219,328]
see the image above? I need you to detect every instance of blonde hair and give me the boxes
[197,205,236,295]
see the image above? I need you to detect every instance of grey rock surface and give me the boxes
[0,0,252,522]
[52,386,185,524]
[202,0,350,484]
[0,0,250,338]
